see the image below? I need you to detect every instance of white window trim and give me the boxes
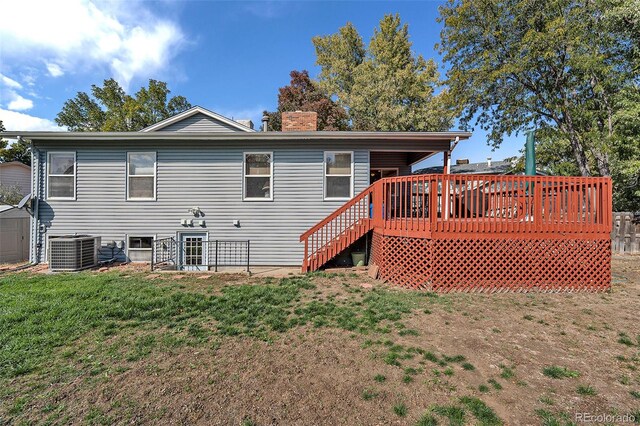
[324,150,354,201]
[46,151,76,201]
[243,151,273,201]
[125,234,157,262]
[126,152,157,201]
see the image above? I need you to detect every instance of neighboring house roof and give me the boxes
[415,160,514,175]
[0,161,30,171]
[415,159,548,175]
[141,106,256,133]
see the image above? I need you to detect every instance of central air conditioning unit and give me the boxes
[49,235,101,271]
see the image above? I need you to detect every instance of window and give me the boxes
[47,152,76,200]
[127,152,156,200]
[244,152,272,200]
[127,236,154,262]
[129,236,153,249]
[324,151,353,199]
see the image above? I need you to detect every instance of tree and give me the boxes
[313,14,453,131]
[0,120,31,165]
[437,0,637,177]
[0,184,24,205]
[264,70,348,131]
[55,79,191,131]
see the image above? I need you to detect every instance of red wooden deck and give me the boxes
[300,174,612,292]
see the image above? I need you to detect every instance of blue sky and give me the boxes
[0,0,527,167]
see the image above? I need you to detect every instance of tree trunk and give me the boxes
[566,130,592,176]
[593,151,611,176]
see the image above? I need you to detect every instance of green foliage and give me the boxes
[362,388,379,400]
[264,70,348,131]
[487,379,502,390]
[542,366,580,379]
[0,142,30,166]
[499,365,515,379]
[416,413,439,426]
[438,0,638,180]
[313,14,453,131]
[442,354,466,363]
[374,374,386,383]
[458,396,502,425]
[55,79,191,131]
[576,385,597,396]
[618,332,635,346]
[534,408,576,426]
[431,405,466,426]
[393,402,408,417]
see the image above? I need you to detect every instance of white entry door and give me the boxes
[180,233,208,271]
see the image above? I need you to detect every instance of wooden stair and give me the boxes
[300,183,379,272]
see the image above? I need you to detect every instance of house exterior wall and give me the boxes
[32,140,379,265]
[0,163,31,196]
[161,113,245,132]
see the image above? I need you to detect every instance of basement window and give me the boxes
[47,152,76,200]
[324,151,353,200]
[243,152,273,200]
[127,236,154,262]
[127,152,156,200]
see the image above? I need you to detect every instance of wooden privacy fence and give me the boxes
[612,212,640,254]
[301,174,613,292]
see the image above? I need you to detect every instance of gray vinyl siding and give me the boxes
[370,152,412,176]
[33,141,372,265]
[0,164,31,195]
[161,113,244,132]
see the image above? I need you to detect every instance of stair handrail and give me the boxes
[299,181,379,242]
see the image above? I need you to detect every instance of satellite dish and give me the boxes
[17,193,31,209]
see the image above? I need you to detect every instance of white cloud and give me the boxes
[0,75,34,111]
[46,63,64,78]
[0,73,22,90]
[7,94,34,111]
[0,109,63,131]
[1,0,185,88]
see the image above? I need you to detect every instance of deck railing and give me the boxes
[376,174,612,236]
[300,183,376,272]
[301,174,612,272]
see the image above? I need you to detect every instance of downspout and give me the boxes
[29,138,41,265]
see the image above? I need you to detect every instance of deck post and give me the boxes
[443,151,450,175]
[443,151,451,219]
[302,239,308,272]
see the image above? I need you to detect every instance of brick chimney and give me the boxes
[282,111,317,132]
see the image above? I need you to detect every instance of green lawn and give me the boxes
[0,271,419,379]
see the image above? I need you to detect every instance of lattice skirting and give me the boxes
[370,232,611,292]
